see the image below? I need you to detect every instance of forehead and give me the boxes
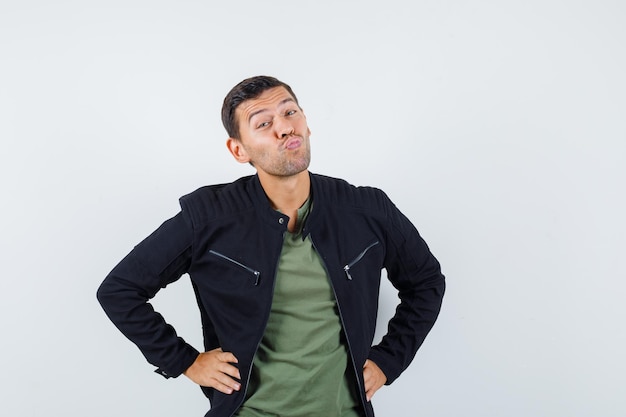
[236,87,297,123]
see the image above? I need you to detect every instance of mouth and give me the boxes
[284,137,302,150]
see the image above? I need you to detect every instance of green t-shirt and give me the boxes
[235,198,362,417]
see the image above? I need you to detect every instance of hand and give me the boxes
[183,348,241,394]
[363,359,387,401]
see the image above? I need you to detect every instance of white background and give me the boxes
[1,1,625,416]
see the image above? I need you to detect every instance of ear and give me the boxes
[226,137,251,164]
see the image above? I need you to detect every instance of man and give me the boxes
[97,75,445,417]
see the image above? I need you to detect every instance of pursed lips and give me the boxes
[283,136,302,150]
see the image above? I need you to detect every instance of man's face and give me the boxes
[229,86,311,178]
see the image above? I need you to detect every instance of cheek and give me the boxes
[248,145,272,161]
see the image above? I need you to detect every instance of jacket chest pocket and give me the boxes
[207,249,261,287]
[343,240,381,281]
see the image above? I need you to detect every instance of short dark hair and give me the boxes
[221,75,299,139]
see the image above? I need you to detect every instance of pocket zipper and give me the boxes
[343,241,380,280]
[209,250,261,285]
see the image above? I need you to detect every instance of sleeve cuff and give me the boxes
[154,344,200,379]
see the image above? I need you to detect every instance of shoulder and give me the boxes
[311,173,394,215]
[178,175,258,222]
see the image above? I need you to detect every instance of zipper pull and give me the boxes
[253,271,260,286]
[343,265,353,280]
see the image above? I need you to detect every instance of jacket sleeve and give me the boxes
[96,210,200,379]
[368,195,445,384]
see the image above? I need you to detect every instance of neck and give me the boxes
[257,170,310,231]
[258,169,310,211]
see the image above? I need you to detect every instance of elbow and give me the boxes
[96,278,113,312]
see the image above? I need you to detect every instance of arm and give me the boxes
[368,197,446,385]
[96,211,200,378]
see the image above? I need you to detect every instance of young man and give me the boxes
[97,76,445,417]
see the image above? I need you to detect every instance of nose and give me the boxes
[275,118,294,139]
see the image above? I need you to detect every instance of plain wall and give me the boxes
[1,1,624,416]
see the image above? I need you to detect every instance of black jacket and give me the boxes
[97,173,445,417]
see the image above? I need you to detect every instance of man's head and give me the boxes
[223,76,311,179]
[222,75,299,139]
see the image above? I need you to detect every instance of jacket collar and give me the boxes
[248,172,322,236]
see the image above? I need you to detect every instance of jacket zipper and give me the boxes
[229,232,286,417]
[343,241,380,280]
[310,236,368,412]
[209,250,261,285]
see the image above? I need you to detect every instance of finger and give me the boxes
[365,380,380,402]
[363,361,373,384]
[364,381,379,402]
[214,371,241,389]
[218,361,241,380]
[211,377,241,395]
[362,365,372,400]
[363,371,372,391]
[219,351,239,364]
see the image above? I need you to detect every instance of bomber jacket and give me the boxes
[97,173,445,417]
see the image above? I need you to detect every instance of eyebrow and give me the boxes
[247,98,296,124]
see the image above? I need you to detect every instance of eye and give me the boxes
[257,121,270,129]
[286,109,297,116]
